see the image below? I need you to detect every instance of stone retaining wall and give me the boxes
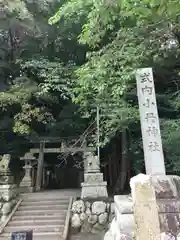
[70,199,115,233]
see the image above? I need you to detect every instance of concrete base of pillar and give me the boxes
[81,182,108,199]
[104,174,180,239]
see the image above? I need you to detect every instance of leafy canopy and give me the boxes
[50,0,180,173]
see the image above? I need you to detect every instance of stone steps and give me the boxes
[8,219,65,226]
[4,225,64,233]
[12,214,66,221]
[0,232,64,240]
[22,197,69,202]
[21,193,69,200]
[21,200,68,206]
[14,209,67,216]
[18,204,68,211]
[0,192,71,239]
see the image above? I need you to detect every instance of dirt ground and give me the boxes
[69,232,105,240]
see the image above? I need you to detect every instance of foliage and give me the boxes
[1,0,180,175]
[162,119,180,173]
[0,0,88,157]
[21,58,75,99]
[50,0,180,173]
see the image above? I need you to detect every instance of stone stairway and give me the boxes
[0,191,73,240]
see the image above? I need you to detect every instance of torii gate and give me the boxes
[22,137,96,191]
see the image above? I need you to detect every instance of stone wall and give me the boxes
[70,199,115,233]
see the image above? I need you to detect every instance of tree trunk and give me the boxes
[114,130,128,194]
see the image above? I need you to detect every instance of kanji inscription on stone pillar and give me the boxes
[136,68,166,175]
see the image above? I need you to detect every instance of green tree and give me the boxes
[50,0,180,173]
[0,0,88,157]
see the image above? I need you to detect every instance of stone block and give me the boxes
[151,175,180,199]
[99,213,108,225]
[88,214,98,224]
[159,213,180,235]
[92,201,107,215]
[80,213,87,222]
[103,175,180,240]
[160,233,175,240]
[0,184,18,201]
[84,173,104,183]
[114,195,133,214]
[115,213,134,236]
[19,186,33,193]
[85,201,91,208]
[1,201,13,215]
[72,200,86,214]
[81,182,108,199]
[20,180,32,187]
[157,199,180,213]
[0,171,14,185]
[107,199,180,236]
[117,234,133,240]
[71,214,81,228]
[81,222,91,233]
[92,223,105,233]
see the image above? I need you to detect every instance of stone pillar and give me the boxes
[20,160,33,193]
[36,141,45,191]
[0,154,19,223]
[130,174,161,240]
[42,166,48,188]
[81,152,108,199]
[136,68,166,175]
[31,166,35,187]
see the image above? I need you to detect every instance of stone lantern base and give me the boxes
[81,172,108,199]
